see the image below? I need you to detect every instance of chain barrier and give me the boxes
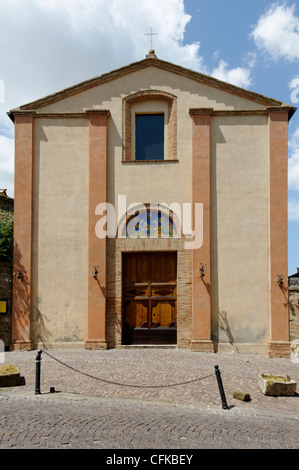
[40,349,214,389]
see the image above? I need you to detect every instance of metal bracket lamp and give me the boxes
[92,266,100,280]
[274,274,286,287]
[14,269,24,281]
[198,263,207,279]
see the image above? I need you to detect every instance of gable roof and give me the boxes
[8,51,296,121]
[289,270,299,278]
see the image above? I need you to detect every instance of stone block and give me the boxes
[0,365,20,387]
[258,374,297,396]
[233,389,251,401]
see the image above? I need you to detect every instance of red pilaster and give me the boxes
[190,109,214,352]
[85,110,110,350]
[11,112,35,351]
[268,109,291,358]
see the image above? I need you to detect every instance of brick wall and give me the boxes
[106,236,192,349]
[0,262,13,348]
[289,288,299,343]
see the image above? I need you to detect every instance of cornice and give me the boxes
[8,56,293,117]
[189,106,296,120]
[7,110,111,122]
[85,109,111,117]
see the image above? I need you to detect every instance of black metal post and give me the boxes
[35,350,42,395]
[214,365,228,409]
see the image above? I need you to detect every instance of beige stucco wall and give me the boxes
[37,66,266,210]
[39,67,267,114]
[31,66,271,350]
[210,115,269,352]
[31,118,89,347]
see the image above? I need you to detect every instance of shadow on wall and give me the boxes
[13,243,51,346]
[0,262,13,348]
[218,310,239,353]
[12,242,31,343]
[106,238,122,349]
[31,306,51,347]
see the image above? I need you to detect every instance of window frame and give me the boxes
[122,90,177,162]
[134,112,167,161]
[134,110,166,161]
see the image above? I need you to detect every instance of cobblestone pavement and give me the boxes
[0,348,298,450]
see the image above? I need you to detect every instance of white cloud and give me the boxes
[0,134,14,197]
[0,0,206,134]
[251,3,299,62]
[0,0,208,198]
[245,51,257,69]
[289,126,299,191]
[289,199,299,222]
[211,59,252,88]
[289,77,299,104]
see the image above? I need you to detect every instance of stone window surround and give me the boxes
[117,202,183,239]
[122,89,178,162]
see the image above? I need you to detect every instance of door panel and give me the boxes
[151,300,176,327]
[136,254,149,283]
[150,253,176,283]
[122,252,177,344]
[124,300,148,328]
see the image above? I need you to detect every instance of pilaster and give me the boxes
[268,109,291,358]
[11,112,35,351]
[85,110,110,350]
[189,109,214,352]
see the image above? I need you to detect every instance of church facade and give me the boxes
[8,51,296,357]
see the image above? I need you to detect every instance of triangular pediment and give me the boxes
[8,54,296,119]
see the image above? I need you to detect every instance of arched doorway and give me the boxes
[121,206,178,345]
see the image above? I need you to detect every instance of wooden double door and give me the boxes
[122,252,177,345]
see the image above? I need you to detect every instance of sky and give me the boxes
[0,0,298,274]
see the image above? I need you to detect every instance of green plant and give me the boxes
[0,364,19,375]
[0,209,13,262]
[261,373,291,384]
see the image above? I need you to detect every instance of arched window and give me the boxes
[124,208,177,238]
[122,90,177,162]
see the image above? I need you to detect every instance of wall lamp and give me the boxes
[14,269,24,281]
[92,266,100,280]
[198,263,207,279]
[275,274,285,287]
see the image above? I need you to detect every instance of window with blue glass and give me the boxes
[135,114,164,160]
[124,209,177,238]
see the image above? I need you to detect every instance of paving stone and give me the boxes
[0,349,298,449]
